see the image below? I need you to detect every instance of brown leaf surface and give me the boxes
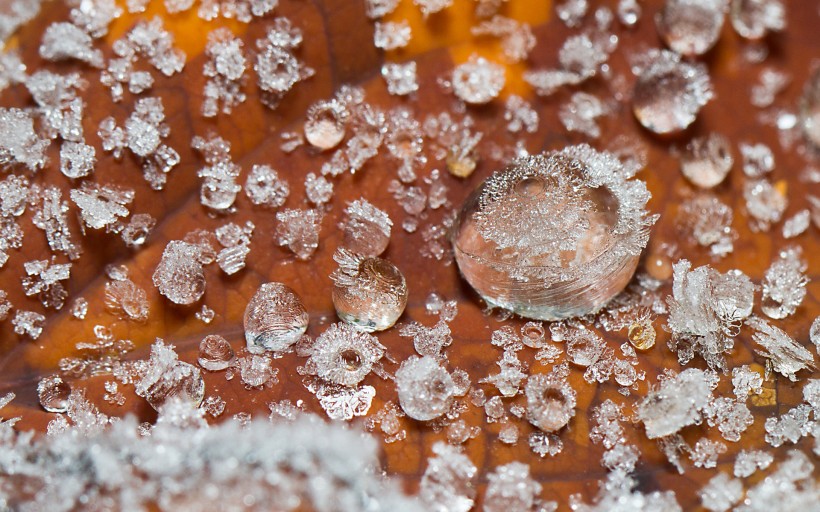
[0,0,818,509]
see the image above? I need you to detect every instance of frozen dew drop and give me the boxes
[525,372,577,432]
[152,241,206,305]
[656,0,728,57]
[304,99,347,150]
[628,318,657,350]
[730,0,785,40]
[331,249,408,332]
[340,199,392,257]
[618,0,642,26]
[451,55,505,105]
[451,145,655,320]
[310,322,384,386]
[37,375,71,413]
[680,133,734,188]
[396,355,455,421]
[136,340,205,411]
[632,50,713,134]
[244,282,309,353]
[198,334,235,371]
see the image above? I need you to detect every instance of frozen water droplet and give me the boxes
[680,133,733,188]
[304,99,347,150]
[198,334,235,371]
[618,0,642,26]
[730,0,785,40]
[135,341,205,411]
[799,67,820,152]
[526,372,577,432]
[628,318,656,350]
[395,355,455,421]
[451,55,506,104]
[37,375,71,413]
[451,145,655,320]
[656,0,727,56]
[310,322,384,386]
[632,50,713,134]
[341,199,392,257]
[244,282,309,353]
[152,241,206,305]
[331,249,408,332]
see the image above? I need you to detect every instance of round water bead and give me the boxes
[451,144,656,321]
[395,355,456,421]
[680,133,734,188]
[244,282,309,353]
[304,99,348,150]
[525,373,577,432]
[656,0,727,57]
[331,249,408,332]
[37,375,71,413]
[198,334,235,371]
[452,55,506,105]
[799,67,820,151]
[632,50,713,134]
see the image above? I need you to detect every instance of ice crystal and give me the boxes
[99,97,180,189]
[275,208,322,260]
[419,442,477,512]
[310,322,384,387]
[677,194,735,257]
[67,0,122,38]
[737,450,818,512]
[632,49,713,134]
[340,199,392,257]
[382,61,419,96]
[525,366,577,432]
[215,221,253,275]
[730,0,785,40]
[617,0,642,26]
[366,0,400,18]
[556,0,588,27]
[254,19,314,108]
[191,134,242,211]
[504,95,539,134]
[305,98,349,150]
[22,258,71,310]
[400,319,453,359]
[471,16,535,63]
[121,213,155,248]
[733,449,773,477]
[656,0,728,57]
[33,186,81,260]
[39,21,103,67]
[559,92,607,138]
[740,142,774,177]
[26,70,86,142]
[743,178,786,231]
[396,355,455,421]
[37,375,71,413]
[59,328,134,377]
[152,240,206,305]
[731,365,763,401]
[666,261,753,370]
[746,316,814,381]
[699,472,742,512]
[761,246,808,319]
[104,278,149,322]
[636,368,713,439]
[751,68,790,108]
[135,339,205,411]
[310,380,376,421]
[483,462,542,512]
[238,354,278,388]
[451,55,505,105]
[245,164,289,208]
[305,173,334,206]
[569,472,681,512]
[704,397,754,442]
[202,28,247,116]
[781,209,810,238]
[198,0,278,23]
[198,334,235,371]
[413,0,452,16]
[60,141,96,179]
[764,404,813,446]
[0,108,49,171]
[70,181,134,230]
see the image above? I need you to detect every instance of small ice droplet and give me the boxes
[395,355,455,421]
[525,372,577,432]
[451,145,656,320]
[628,318,657,350]
[37,375,71,413]
[152,241,206,305]
[135,341,205,411]
[310,322,384,386]
[730,0,785,40]
[632,50,713,134]
[244,282,309,353]
[198,334,235,371]
[304,99,348,150]
[340,199,392,257]
[331,249,408,332]
[656,0,727,57]
[451,55,506,105]
[680,133,734,188]
[799,67,820,152]
[618,0,642,26]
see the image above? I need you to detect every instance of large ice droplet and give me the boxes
[244,282,309,353]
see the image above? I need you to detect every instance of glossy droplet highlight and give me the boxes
[198,334,235,371]
[331,249,408,332]
[451,145,656,320]
[632,50,713,134]
[656,0,727,56]
[244,282,309,353]
[37,375,71,413]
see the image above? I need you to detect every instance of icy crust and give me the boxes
[0,409,423,512]
[467,144,656,282]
